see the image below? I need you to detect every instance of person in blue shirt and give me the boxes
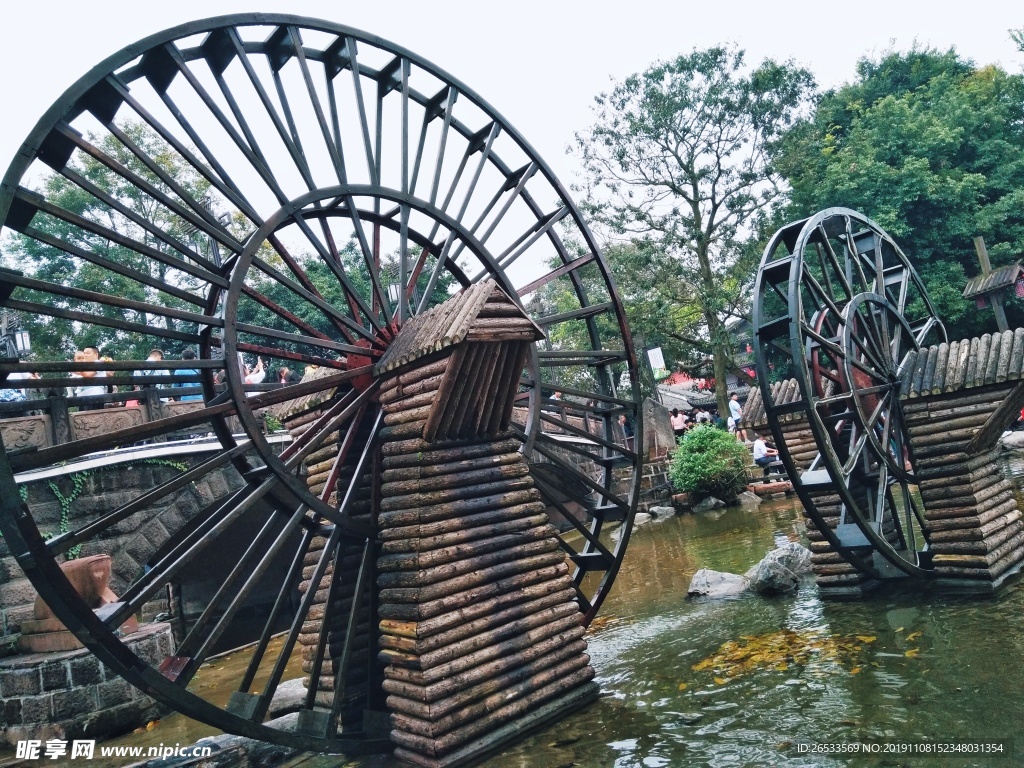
[173,348,203,401]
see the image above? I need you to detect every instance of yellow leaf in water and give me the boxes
[905,648,919,658]
[775,662,788,671]
[895,627,904,633]
[146,720,159,731]
[856,635,876,643]
[850,667,862,675]
[678,682,688,691]
[714,677,728,685]
[906,631,921,642]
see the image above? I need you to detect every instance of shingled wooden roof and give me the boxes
[374,279,543,376]
[741,326,1024,428]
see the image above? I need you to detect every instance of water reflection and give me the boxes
[8,494,1022,768]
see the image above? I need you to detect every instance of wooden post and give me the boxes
[974,237,1009,333]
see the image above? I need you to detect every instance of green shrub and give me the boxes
[669,425,749,502]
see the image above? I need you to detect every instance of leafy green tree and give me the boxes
[669,424,749,502]
[2,122,212,361]
[776,47,1024,339]
[574,46,815,415]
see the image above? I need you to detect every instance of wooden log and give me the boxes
[378,373,445,405]
[379,505,548,546]
[378,554,570,615]
[381,463,531,498]
[379,357,451,392]
[815,572,869,586]
[997,330,1014,382]
[381,439,521,471]
[985,331,1005,384]
[382,389,442,415]
[376,539,561,590]
[972,334,991,388]
[380,632,587,706]
[380,476,537,513]
[940,340,959,393]
[927,510,1021,542]
[380,515,552,558]
[907,412,992,438]
[377,525,558,574]
[911,426,986,447]
[389,668,596,759]
[389,654,592,740]
[925,498,1018,530]
[920,345,940,393]
[378,588,577,656]
[929,520,1023,555]
[382,617,584,682]
[923,478,1010,511]
[919,472,1002,501]
[1010,327,1024,380]
[909,346,929,396]
[966,378,1024,454]
[380,576,574,643]
[382,452,522,484]
[386,645,588,723]
[930,343,949,393]
[951,338,971,391]
[379,489,542,528]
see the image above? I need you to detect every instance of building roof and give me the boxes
[962,262,1023,299]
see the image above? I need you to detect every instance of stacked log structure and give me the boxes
[274,369,379,725]
[899,329,1024,591]
[373,280,598,767]
[740,381,818,468]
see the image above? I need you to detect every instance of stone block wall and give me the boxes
[0,622,170,746]
[1,459,245,640]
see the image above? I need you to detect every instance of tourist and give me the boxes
[173,349,203,401]
[752,434,778,470]
[277,366,300,385]
[75,346,108,410]
[244,357,265,397]
[134,349,170,403]
[729,393,746,442]
[670,408,687,439]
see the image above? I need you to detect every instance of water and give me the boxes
[9,491,1024,767]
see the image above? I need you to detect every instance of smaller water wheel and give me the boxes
[753,208,946,579]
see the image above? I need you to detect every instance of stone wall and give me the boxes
[1,457,245,641]
[0,622,170,746]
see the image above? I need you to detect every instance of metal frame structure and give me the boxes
[0,15,641,752]
[753,208,946,580]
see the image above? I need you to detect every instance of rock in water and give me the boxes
[633,512,653,527]
[687,568,749,598]
[734,491,762,509]
[745,558,800,595]
[692,496,726,513]
[999,430,1024,450]
[764,542,813,575]
[648,505,676,518]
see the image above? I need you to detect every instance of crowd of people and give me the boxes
[0,346,308,412]
[668,392,780,470]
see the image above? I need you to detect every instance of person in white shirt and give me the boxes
[752,435,778,468]
[75,346,108,409]
[729,393,746,441]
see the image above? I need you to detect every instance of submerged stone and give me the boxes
[687,568,749,598]
[692,496,726,513]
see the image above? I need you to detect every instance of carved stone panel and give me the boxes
[70,407,146,441]
[0,415,52,451]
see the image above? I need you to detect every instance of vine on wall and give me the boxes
[36,457,192,560]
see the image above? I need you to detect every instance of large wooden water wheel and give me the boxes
[753,208,946,580]
[0,15,641,755]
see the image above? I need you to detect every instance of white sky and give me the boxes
[1,0,1021,198]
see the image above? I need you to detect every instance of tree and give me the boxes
[775,47,1024,340]
[2,122,212,361]
[669,424,749,502]
[574,46,815,415]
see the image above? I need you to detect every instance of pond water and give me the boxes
[10,484,1024,767]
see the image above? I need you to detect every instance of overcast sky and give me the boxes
[1,0,1021,195]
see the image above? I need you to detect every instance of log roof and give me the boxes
[741,327,1024,428]
[374,278,543,376]
[962,263,1023,299]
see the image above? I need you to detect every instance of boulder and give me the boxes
[745,558,800,595]
[734,491,762,509]
[633,512,653,527]
[764,542,813,575]
[648,505,676,518]
[999,430,1024,450]
[687,568,748,598]
[692,496,726,513]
